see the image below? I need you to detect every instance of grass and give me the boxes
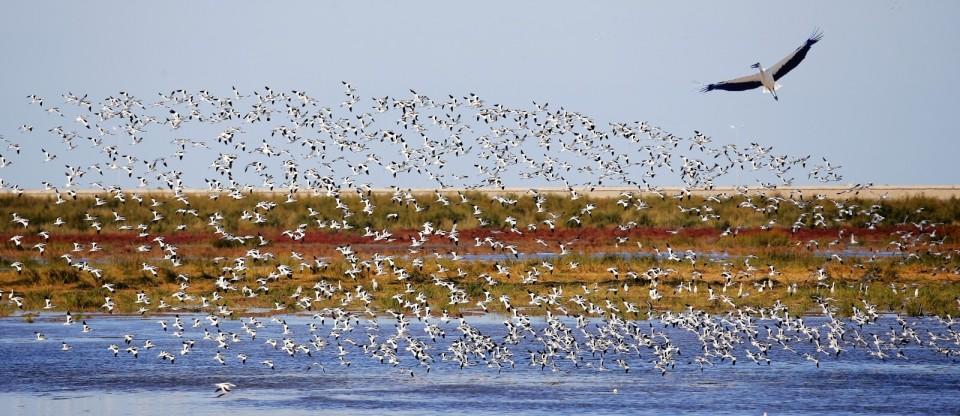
[0,191,958,318]
[1,253,957,318]
[1,192,959,234]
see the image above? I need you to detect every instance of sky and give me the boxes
[0,0,958,189]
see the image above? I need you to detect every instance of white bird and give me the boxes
[214,382,236,398]
[702,30,822,100]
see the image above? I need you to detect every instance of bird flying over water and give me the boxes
[214,382,236,398]
[701,30,823,100]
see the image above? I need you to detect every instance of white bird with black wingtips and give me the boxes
[702,30,822,101]
[214,382,236,398]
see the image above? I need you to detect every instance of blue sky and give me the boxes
[0,1,958,188]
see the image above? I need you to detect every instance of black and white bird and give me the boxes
[701,30,823,100]
[214,382,236,398]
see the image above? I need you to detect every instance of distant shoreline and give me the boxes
[3,185,959,199]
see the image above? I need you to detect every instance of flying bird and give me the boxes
[701,30,823,100]
[214,382,236,398]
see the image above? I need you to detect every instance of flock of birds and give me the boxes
[24,295,960,381]
[1,84,958,398]
[3,81,846,195]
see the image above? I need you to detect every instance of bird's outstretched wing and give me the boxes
[771,30,823,81]
[701,73,763,93]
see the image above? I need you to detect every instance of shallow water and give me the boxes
[458,249,901,262]
[1,315,958,415]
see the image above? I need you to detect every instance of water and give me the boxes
[1,314,959,415]
[457,249,902,262]
[56,249,902,268]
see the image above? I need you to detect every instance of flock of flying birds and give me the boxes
[4,82,846,194]
[1,85,959,397]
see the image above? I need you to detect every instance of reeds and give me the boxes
[1,193,958,234]
[0,191,958,318]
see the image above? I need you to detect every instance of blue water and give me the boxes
[1,314,958,415]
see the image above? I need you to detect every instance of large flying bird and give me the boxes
[701,30,823,101]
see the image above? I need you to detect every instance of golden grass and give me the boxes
[1,253,958,318]
[1,192,959,318]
